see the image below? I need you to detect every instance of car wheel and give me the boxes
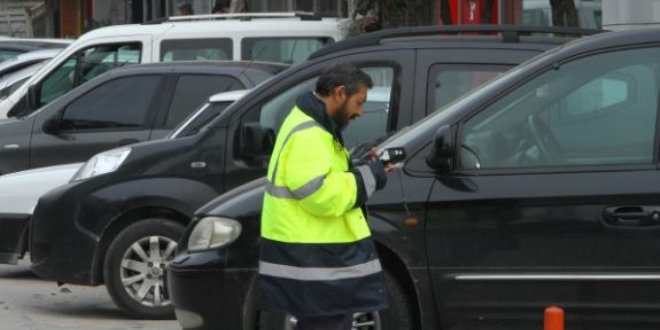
[259,270,413,330]
[103,218,184,319]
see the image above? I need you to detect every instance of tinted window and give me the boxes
[429,64,509,113]
[242,37,332,64]
[255,66,395,148]
[164,75,243,128]
[460,48,659,169]
[161,39,232,61]
[41,43,141,107]
[61,75,159,130]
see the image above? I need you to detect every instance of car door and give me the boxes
[30,74,166,169]
[223,50,416,191]
[427,46,660,330]
[150,73,245,139]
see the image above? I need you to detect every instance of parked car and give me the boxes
[168,26,660,330]
[0,61,47,99]
[0,60,285,176]
[0,48,63,81]
[0,12,345,118]
[0,89,249,267]
[0,38,72,63]
[25,25,600,320]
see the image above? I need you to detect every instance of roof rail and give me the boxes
[310,24,605,59]
[144,11,325,24]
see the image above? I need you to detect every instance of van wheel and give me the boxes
[104,218,184,319]
[259,270,413,330]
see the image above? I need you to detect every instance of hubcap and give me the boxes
[285,312,381,330]
[119,235,178,307]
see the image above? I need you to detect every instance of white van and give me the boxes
[0,12,345,118]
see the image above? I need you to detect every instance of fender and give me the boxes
[78,177,220,240]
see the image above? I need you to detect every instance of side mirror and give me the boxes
[426,125,454,172]
[26,84,41,111]
[239,122,274,159]
[42,114,62,135]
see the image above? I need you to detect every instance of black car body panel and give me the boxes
[0,213,30,264]
[168,28,660,330]
[29,26,593,323]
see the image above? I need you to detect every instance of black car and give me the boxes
[0,61,285,176]
[168,26,660,330]
[26,25,596,320]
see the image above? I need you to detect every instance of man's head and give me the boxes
[315,63,373,130]
[213,0,230,13]
[178,1,194,15]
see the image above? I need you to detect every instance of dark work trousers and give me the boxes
[296,314,353,330]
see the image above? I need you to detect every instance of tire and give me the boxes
[103,218,185,319]
[259,270,413,330]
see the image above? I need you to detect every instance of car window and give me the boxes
[40,43,141,108]
[242,37,333,64]
[164,75,243,129]
[460,47,660,170]
[0,49,22,63]
[160,39,232,61]
[172,101,233,138]
[428,64,510,114]
[254,66,395,149]
[60,75,159,131]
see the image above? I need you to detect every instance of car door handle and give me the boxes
[117,138,140,147]
[603,205,660,226]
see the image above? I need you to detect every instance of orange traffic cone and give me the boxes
[544,306,564,330]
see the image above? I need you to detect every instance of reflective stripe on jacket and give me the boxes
[258,106,387,317]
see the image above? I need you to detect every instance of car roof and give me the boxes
[77,13,345,43]
[310,25,604,59]
[0,48,61,71]
[0,38,72,48]
[106,60,289,77]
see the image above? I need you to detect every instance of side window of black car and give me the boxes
[459,47,660,170]
[427,64,510,114]
[164,75,243,129]
[251,66,395,149]
[60,75,160,131]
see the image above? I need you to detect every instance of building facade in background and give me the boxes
[0,0,605,39]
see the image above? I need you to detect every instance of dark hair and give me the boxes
[315,63,373,97]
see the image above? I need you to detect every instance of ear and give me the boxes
[333,85,347,102]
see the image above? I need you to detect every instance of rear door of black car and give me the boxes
[426,46,660,330]
[29,74,166,169]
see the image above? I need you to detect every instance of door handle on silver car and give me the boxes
[603,205,660,226]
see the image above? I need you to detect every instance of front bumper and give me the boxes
[0,213,30,264]
[167,248,258,330]
[29,181,102,285]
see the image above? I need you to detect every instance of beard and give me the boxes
[332,101,355,131]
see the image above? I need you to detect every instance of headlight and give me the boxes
[71,147,131,181]
[188,217,242,252]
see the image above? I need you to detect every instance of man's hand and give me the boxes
[369,147,396,172]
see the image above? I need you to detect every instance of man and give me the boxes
[212,0,230,13]
[178,1,194,16]
[259,63,390,330]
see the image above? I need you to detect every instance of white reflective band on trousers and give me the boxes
[259,259,382,281]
